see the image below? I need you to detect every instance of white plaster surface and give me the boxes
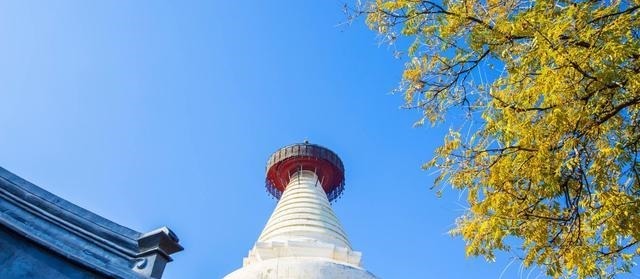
[224,258,377,279]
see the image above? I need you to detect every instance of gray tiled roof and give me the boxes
[0,167,182,278]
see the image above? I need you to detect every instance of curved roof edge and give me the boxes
[0,167,183,279]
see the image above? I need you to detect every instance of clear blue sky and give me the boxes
[0,1,543,278]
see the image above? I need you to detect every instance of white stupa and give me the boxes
[224,143,377,279]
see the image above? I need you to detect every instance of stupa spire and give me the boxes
[224,142,377,279]
[257,170,351,248]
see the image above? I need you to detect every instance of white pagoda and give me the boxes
[225,142,377,279]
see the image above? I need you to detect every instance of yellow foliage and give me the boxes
[365,0,640,278]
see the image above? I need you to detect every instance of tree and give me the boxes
[356,0,640,278]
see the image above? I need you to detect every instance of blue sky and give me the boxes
[0,1,547,278]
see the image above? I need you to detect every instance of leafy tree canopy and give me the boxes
[360,0,640,277]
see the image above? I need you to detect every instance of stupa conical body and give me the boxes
[224,143,377,279]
